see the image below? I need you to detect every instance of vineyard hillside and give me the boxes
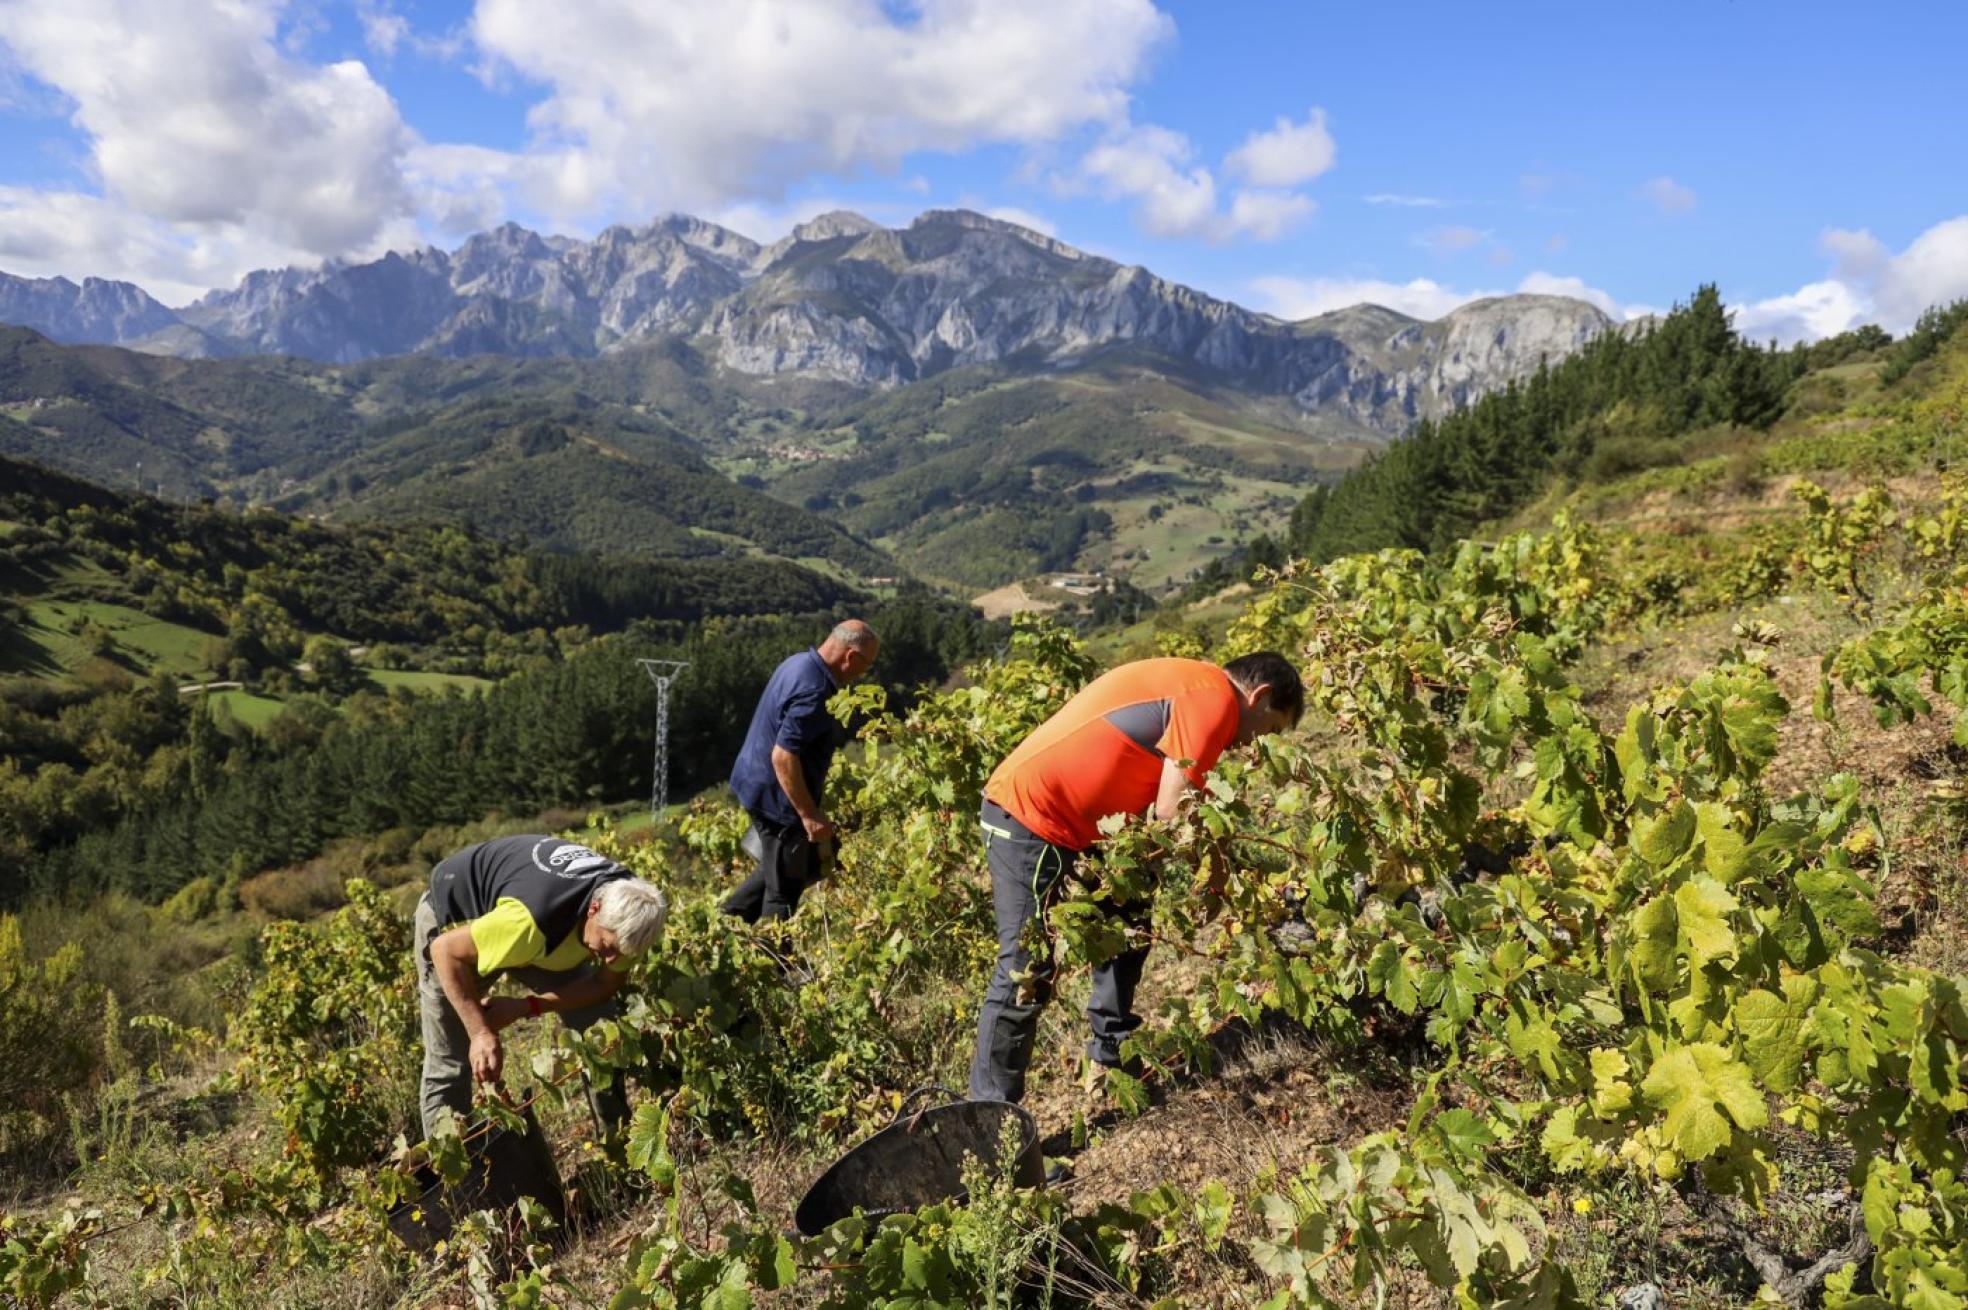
[4,310,1968,1309]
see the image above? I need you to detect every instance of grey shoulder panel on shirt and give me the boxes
[1102,698,1172,754]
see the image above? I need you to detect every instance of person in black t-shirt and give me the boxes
[415,834,667,1138]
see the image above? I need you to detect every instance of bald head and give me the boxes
[818,619,880,684]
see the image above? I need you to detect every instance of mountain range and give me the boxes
[0,209,1625,591]
[0,208,1609,441]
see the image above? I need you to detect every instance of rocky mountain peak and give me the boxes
[787,210,883,243]
[0,270,180,346]
[0,210,1616,436]
[459,222,550,260]
[910,208,1087,260]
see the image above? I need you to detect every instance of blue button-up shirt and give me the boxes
[730,648,841,829]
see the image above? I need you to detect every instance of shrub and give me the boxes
[239,861,347,921]
[0,915,102,1158]
[232,880,417,1170]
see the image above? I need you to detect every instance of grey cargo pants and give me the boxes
[414,892,627,1141]
[966,799,1149,1104]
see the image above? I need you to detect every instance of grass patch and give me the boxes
[21,599,215,679]
[205,688,286,728]
[366,668,492,695]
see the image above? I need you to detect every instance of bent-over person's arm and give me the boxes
[1153,755,1192,821]
[522,964,628,1015]
[429,926,504,1087]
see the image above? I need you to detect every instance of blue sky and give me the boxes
[0,0,1962,339]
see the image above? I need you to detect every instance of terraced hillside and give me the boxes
[5,314,1965,1309]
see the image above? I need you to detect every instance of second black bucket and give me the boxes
[794,1086,1044,1237]
[387,1101,566,1252]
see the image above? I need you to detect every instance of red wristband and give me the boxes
[527,995,543,1018]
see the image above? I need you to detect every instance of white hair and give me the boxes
[595,879,668,957]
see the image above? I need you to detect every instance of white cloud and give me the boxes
[0,0,444,297]
[1226,189,1315,241]
[1082,124,1219,239]
[983,206,1057,237]
[1731,280,1870,346]
[1364,193,1444,208]
[1224,108,1335,188]
[0,186,332,304]
[1821,226,1887,281]
[1730,216,1968,343]
[1869,216,1968,329]
[1081,121,1319,243]
[471,0,1172,223]
[1252,268,1630,324]
[1250,274,1494,322]
[357,0,411,57]
[1641,175,1696,216]
[708,196,877,243]
[1416,225,1487,256]
[0,0,413,256]
[1516,271,1621,318]
[403,142,530,239]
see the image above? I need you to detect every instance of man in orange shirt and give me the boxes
[968,651,1303,1103]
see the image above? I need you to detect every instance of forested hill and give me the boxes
[0,452,998,906]
[279,398,893,573]
[1285,287,1964,562]
[0,326,893,578]
[0,453,868,669]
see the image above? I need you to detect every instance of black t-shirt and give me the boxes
[430,835,630,962]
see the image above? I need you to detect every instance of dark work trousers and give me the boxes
[967,799,1149,1103]
[721,818,822,923]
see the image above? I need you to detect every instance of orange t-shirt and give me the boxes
[985,658,1241,850]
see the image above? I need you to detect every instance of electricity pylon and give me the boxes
[637,659,689,822]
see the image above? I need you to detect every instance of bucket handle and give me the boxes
[891,1084,963,1132]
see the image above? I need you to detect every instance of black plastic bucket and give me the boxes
[388,1102,566,1252]
[794,1086,1044,1236]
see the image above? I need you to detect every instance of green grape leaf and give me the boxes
[1733,975,1818,1095]
[625,1102,675,1187]
[1430,1108,1496,1162]
[1693,802,1749,882]
[1107,1067,1151,1118]
[1368,940,1419,1014]
[1640,1043,1768,1160]
[1628,894,1681,991]
[1195,1180,1233,1246]
[1425,1166,1488,1278]
[1633,799,1697,867]
[1615,710,1661,803]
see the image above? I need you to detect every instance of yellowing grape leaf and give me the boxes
[1674,878,1740,968]
[1640,1042,1768,1160]
[1589,1047,1634,1117]
[1628,893,1680,991]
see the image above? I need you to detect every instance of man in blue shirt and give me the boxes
[723,619,880,923]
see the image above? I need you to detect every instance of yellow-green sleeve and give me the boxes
[468,898,547,974]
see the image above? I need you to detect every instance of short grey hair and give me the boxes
[827,619,879,651]
[595,879,668,957]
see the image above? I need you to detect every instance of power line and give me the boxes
[636,659,688,823]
